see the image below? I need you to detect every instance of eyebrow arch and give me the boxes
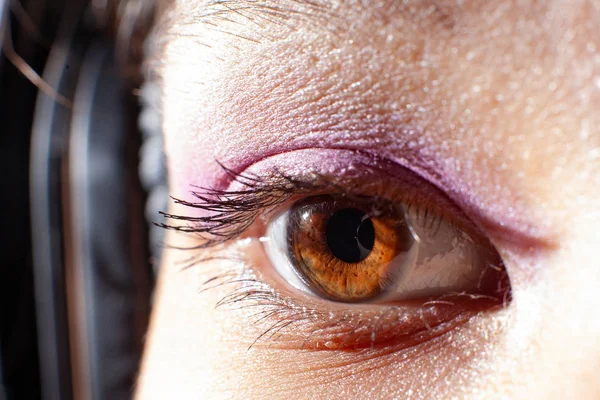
[171,0,458,42]
[183,0,334,29]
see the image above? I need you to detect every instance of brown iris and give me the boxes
[287,196,415,302]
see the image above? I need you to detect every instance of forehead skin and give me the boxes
[158,0,599,234]
[138,1,600,399]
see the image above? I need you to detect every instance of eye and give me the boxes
[265,194,504,305]
[164,158,513,350]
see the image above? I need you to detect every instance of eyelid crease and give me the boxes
[238,149,558,253]
[161,150,555,258]
[161,157,455,244]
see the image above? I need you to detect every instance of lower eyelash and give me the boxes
[197,263,325,350]
[189,244,510,351]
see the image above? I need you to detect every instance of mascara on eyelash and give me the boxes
[160,161,512,350]
[158,160,459,248]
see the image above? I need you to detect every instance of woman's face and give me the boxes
[137,1,600,398]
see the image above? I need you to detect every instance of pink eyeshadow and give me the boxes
[168,146,553,255]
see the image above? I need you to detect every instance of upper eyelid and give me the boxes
[161,168,357,246]
[161,150,557,259]
[161,1,576,259]
[160,158,477,248]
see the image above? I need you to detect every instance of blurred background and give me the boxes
[0,0,164,398]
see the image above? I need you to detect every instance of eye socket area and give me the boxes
[264,193,509,306]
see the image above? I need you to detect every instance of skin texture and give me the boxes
[137,0,600,398]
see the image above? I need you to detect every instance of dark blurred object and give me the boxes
[1,1,155,399]
[0,0,53,398]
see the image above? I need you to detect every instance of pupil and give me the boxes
[325,208,375,263]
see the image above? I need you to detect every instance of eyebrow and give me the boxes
[176,0,456,36]
[181,0,333,28]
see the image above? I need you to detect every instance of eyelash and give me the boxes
[159,161,450,247]
[159,162,511,350]
[159,164,315,247]
[194,261,504,351]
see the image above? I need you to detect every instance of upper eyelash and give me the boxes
[159,166,314,246]
[158,161,415,249]
[156,159,488,275]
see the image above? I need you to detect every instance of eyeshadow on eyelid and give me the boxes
[171,147,555,256]
[165,80,555,250]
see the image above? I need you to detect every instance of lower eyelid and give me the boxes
[207,238,509,351]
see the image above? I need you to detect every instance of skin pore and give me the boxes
[137,0,600,398]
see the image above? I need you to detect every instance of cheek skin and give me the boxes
[138,225,600,399]
[136,232,511,400]
[137,230,600,399]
